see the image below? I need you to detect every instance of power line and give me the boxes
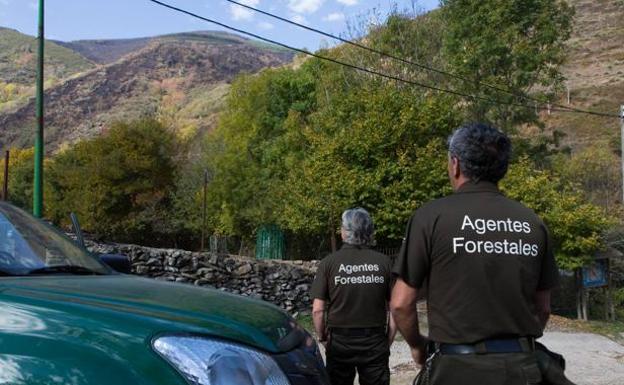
[224,0,620,118]
[146,0,521,108]
[147,0,619,118]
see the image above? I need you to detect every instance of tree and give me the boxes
[0,147,35,211]
[441,0,574,129]
[205,51,461,252]
[552,143,621,211]
[204,67,317,239]
[281,59,459,247]
[500,157,612,270]
[46,118,178,244]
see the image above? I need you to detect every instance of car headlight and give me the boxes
[153,336,291,385]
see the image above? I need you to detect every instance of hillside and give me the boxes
[0,27,95,113]
[0,30,293,151]
[0,27,94,85]
[1,0,621,153]
[542,0,624,149]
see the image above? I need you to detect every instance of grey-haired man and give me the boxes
[310,208,396,385]
[391,123,564,385]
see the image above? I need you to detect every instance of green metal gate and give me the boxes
[255,225,285,260]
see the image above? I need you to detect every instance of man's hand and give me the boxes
[312,298,328,349]
[390,278,427,366]
[319,335,330,350]
[410,337,428,367]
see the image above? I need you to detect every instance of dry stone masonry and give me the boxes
[87,241,319,314]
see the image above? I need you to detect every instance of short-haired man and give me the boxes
[390,123,560,385]
[310,208,396,385]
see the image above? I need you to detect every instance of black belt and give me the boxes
[331,327,386,337]
[436,337,535,355]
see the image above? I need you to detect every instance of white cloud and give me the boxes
[323,12,344,22]
[337,0,358,5]
[291,14,308,25]
[257,21,274,30]
[288,0,324,14]
[229,0,260,21]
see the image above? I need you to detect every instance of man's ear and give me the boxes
[451,157,461,178]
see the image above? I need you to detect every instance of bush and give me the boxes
[46,118,179,245]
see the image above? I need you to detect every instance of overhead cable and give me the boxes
[224,0,620,118]
[147,0,621,118]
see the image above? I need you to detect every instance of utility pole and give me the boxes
[33,0,45,217]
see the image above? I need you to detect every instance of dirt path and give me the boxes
[314,313,624,384]
[388,332,624,385]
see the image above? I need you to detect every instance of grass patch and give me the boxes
[550,315,624,345]
[582,320,624,344]
[293,313,314,334]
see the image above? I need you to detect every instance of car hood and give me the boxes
[0,275,298,354]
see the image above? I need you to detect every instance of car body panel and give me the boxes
[0,275,296,384]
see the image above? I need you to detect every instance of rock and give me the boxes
[80,237,319,313]
[146,258,161,266]
[234,263,253,276]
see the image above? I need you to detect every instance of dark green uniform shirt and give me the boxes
[393,181,559,344]
[310,244,393,328]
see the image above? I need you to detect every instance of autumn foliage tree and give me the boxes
[46,118,178,244]
[0,147,35,211]
[501,158,613,270]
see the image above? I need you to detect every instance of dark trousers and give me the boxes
[326,331,390,385]
[428,352,543,385]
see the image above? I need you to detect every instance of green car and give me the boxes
[0,202,328,385]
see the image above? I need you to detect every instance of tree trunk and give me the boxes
[330,230,337,253]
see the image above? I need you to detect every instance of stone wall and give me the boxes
[87,241,319,314]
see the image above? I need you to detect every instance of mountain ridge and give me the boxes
[54,30,288,65]
[0,28,294,151]
[1,0,622,152]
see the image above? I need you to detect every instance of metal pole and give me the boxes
[566,86,571,105]
[201,170,208,251]
[2,150,8,201]
[33,0,45,217]
[621,105,624,203]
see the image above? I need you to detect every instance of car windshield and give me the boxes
[0,203,111,276]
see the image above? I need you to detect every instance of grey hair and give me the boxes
[341,208,374,246]
[447,122,512,183]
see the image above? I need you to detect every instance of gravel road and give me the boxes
[387,332,624,385]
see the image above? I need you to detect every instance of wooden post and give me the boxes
[620,105,624,203]
[330,229,337,253]
[200,170,208,252]
[582,287,589,321]
[576,269,583,320]
[607,259,615,321]
[2,150,8,201]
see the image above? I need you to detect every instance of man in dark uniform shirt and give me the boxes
[310,208,396,385]
[390,123,560,385]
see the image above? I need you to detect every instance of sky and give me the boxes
[0,0,439,50]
